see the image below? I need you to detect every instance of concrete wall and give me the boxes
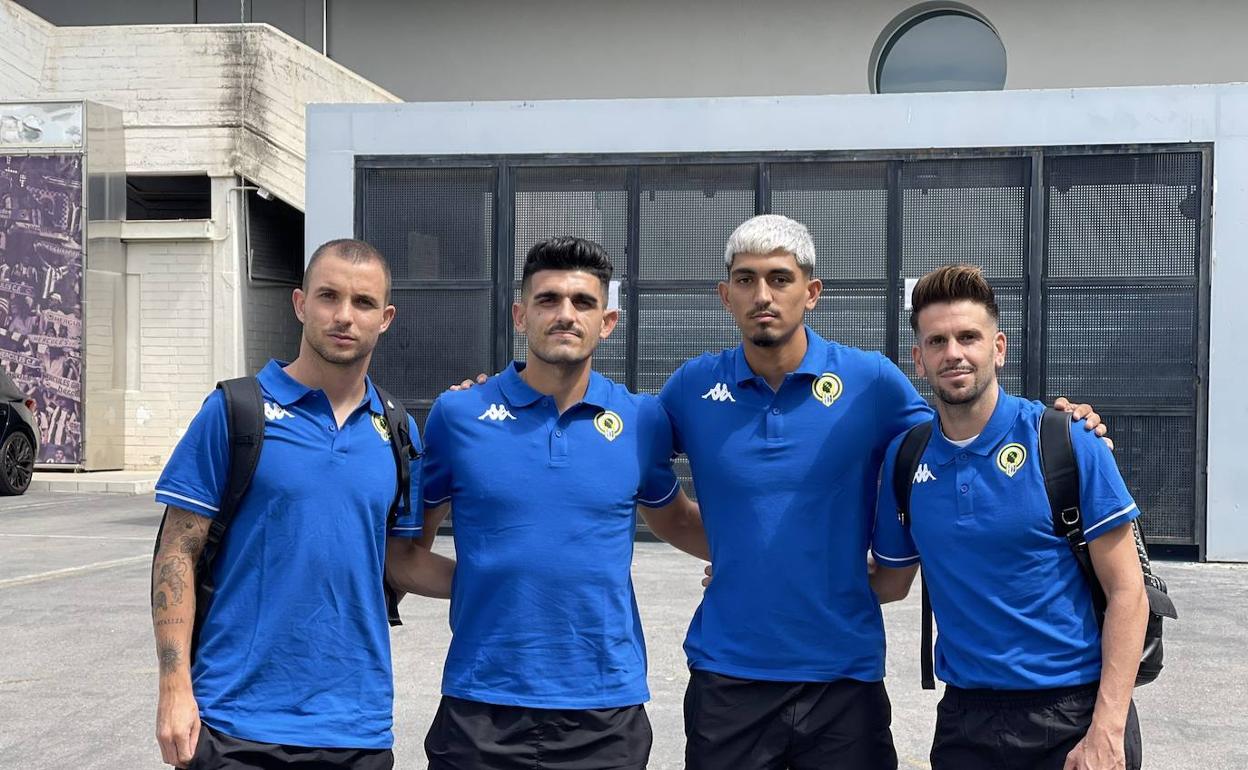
[1,0,399,208]
[13,0,1248,102]
[0,0,52,99]
[323,0,1248,101]
[0,0,398,468]
[120,238,216,468]
[306,84,1248,561]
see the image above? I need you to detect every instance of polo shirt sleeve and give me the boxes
[387,414,424,539]
[657,365,686,455]
[421,398,453,509]
[1070,420,1141,542]
[871,434,921,568]
[153,390,228,519]
[636,397,680,509]
[874,356,933,445]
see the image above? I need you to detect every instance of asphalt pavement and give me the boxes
[1,490,1244,769]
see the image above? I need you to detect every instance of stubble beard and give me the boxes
[529,337,596,369]
[307,330,373,368]
[931,367,995,408]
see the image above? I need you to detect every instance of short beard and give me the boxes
[529,338,597,368]
[747,324,798,349]
[307,335,371,367]
[931,370,994,408]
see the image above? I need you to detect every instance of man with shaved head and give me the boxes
[150,239,452,769]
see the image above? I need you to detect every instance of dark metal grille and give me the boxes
[901,158,1028,281]
[357,145,1209,549]
[358,167,496,422]
[770,162,889,281]
[812,288,890,356]
[636,291,740,394]
[639,165,756,281]
[359,167,495,281]
[1100,412,1197,543]
[1044,285,1196,405]
[378,288,494,406]
[513,167,630,384]
[1047,153,1201,279]
[1043,152,1204,545]
[513,167,630,280]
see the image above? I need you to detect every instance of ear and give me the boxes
[912,342,925,378]
[599,308,620,340]
[511,299,525,333]
[804,276,822,310]
[292,287,306,323]
[717,280,730,311]
[994,330,1007,369]
[379,303,396,334]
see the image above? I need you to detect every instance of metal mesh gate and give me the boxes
[356,146,1210,550]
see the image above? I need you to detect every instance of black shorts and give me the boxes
[424,695,653,770]
[683,670,898,770]
[190,723,394,769]
[930,682,1143,770]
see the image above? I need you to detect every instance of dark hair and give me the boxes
[909,264,1000,333]
[520,236,613,296]
[304,239,392,302]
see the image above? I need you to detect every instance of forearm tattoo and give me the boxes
[156,559,189,604]
[158,641,183,675]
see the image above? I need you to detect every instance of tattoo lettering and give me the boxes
[156,559,189,604]
[155,618,184,627]
[158,642,182,675]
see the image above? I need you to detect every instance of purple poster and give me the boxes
[0,155,84,465]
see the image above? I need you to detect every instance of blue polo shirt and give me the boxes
[153,360,422,749]
[422,362,680,709]
[872,390,1139,690]
[659,326,931,682]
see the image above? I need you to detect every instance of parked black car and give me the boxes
[0,369,39,495]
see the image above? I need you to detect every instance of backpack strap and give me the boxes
[1039,407,1108,619]
[192,378,266,650]
[891,421,936,691]
[374,384,418,627]
[149,378,264,657]
[893,422,933,528]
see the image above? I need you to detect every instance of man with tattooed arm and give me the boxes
[150,239,452,768]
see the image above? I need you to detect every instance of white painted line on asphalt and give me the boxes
[0,533,151,542]
[0,555,149,589]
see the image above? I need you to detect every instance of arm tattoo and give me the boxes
[158,641,183,675]
[153,591,168,612]
[178,535,202,555]
[155,559,189,604]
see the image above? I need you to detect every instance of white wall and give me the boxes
[306,84,1248,561]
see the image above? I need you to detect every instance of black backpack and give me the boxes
[151,377,419,657]
[892,407,1177,690]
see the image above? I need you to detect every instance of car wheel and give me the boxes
[0,431,35,495]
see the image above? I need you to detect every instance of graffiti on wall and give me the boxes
[0,155,84,465]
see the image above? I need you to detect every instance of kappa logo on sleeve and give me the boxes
[477,404,517,421]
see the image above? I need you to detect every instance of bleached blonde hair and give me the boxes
[723,214,816,275]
